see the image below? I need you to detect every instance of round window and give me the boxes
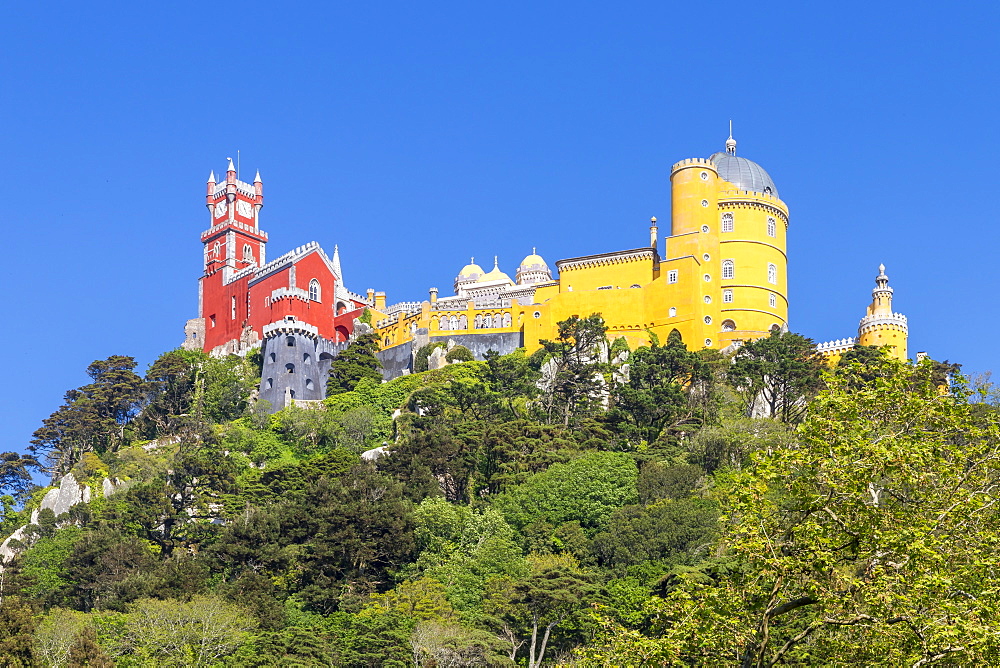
[704,295,712,304]
[700,171,709,180]
[704,316,712,325]
[533,311,541,319]
[703,253,710,261]
[701,199,709,207]
[701,225,710,233]
[704,338,712,347]
[703,274,711,282]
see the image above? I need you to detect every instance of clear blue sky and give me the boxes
[1,2,997,455]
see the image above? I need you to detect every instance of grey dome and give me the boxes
[709,152,778,198]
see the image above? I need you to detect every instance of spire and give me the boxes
[726,120,737,155]
[254,169,262,183]
[227,157,236,173]
[331,244,343,280]
[493,255,499,269]
[207,170,216,183]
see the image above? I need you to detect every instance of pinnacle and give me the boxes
[207,170,216,183]
[227,158,236,173]
[254,169,262,183]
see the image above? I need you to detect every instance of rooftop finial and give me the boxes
[226,157,236,173]
[493,255,499,268]
[726,120,737,155]
[470,256,474,264]
[532,247,536,254]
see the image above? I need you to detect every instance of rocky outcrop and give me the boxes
[1,473,124,567]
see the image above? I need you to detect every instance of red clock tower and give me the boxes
[184,158,368,360]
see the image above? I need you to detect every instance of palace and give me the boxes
[183,135,909,409]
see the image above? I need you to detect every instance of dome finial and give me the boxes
[726,120,737,155]
[532,246,536,255]
[493,255,499,269]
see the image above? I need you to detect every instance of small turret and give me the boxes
[726,120,737,155]
[649,216,658,250]
[206,171,216,211]
[857,263,908,361]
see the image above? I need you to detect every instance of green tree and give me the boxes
[66,625,114,667]
[444,345,475,364]
[0,597,38,668]
[727,330,824,423]
[496,554,595,668]
[109,595,255,666]
[0,451,40,503]
[495,452,638,537]
[538,314,608,426]
[31,356,148,476]
[608,332,709,447]
[590,360,1000,666]
[328,333,383,396]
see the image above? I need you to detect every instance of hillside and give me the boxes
[0,318,996,667]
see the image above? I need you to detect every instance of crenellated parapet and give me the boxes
[816,337,857,355]
[262,315,319,340]
[858,312,908,331]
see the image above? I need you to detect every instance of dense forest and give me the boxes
[0,316,995,667]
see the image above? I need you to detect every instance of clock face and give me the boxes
[237,200,253,218]
[214,201,227,218]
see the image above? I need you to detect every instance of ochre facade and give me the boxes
[371,135,797,356]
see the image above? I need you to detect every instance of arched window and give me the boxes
[503,313,512,327]
[303,353,311,364]
[721,319,736,332]
[768,263,777,284]
[474,315,483,329]
[336,301,347,315]
[449,315,459,330]
[722,260,735,280]
[439,316,448,330]
[769,292,777,308]
[309,279,321,302]
[384,336,390,346]
[767,217,776,238]
[723,289,733,303]
[459,314,468,329]
[286,336,295,347]
[721,213,734,233]
[668,307,677,317]
[213,241,221,257]
[305,379,314,390]
[266,378,273,389]
[269,352,276,363]
[243,244,254,262]
[285,363,295,374]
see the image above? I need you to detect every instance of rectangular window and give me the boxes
[667,270,678,284]
[723,289,733,303]
[722,260,735,280]
[721,213,734,233]
[767,217,776,238]
[231,296,237,320]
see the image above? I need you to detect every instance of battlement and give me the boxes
[384,301,423,316]
[859,313,908,330]
[201,220,267,242]
[262,316,318,339]
[250,242,321,283]
[212,177,257,200]
[717,189,787,210]
[670,157,717,173]
[268,286,310,303]
[816,337,857,354]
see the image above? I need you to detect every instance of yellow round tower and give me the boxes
[664,130,789,349]
[857,264,908,360]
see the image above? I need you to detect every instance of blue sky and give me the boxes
[1,2,997,455]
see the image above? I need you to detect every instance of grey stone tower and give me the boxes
[258,316,342,411]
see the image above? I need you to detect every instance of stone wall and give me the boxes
[376,340,414,380]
